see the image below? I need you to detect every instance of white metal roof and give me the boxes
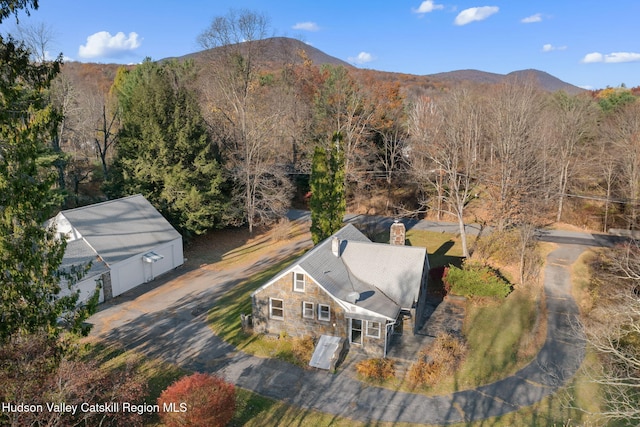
[57,195,181,265]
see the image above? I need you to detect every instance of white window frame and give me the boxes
[366,321,381,339]
[318,304,330,321]
[293,272,305,292]
[302,301,314,319]
[269,298,284,320]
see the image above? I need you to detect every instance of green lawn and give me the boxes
[206,250,311,364]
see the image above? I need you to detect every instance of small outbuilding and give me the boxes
[51,194,184,303]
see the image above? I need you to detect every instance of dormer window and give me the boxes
[293,272,305,292]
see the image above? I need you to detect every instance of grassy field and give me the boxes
[206,250,310,365]
[455,288,544,388]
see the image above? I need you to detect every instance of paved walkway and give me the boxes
[88,227,587,425]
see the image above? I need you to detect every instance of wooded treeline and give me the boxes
[46,12,640,241]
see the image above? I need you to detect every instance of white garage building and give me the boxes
[52,194,184,303]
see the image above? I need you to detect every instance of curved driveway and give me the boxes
[88,227,587,424]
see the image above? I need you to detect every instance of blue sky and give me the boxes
[8,1,640,90]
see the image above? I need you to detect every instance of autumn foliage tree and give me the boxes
[0,335,148,427]
[158,373,236,427]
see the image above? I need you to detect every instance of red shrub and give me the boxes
[158,373,235,427]
[442,266,451,294]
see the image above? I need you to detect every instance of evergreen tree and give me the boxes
[106,59,229,236]
[310,133,346,244]
[0,1,97,343]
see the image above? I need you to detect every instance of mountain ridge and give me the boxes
[174,37,584,94]
[427,68,584,94]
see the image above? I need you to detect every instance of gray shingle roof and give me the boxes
[290,223,427,320]
[341,240,427,308]
[60,195,181,265]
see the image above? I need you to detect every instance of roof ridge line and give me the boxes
[61,194,143,214]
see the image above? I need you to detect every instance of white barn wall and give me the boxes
[110,237,184,298]
[59,274,105,304]
[112,256,146,297]
[149,238,181,280]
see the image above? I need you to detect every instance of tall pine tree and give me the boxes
[106,59,229,236]
[310,133,346,244]
[0,1,97,343]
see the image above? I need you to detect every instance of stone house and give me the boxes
[251,222,429,358]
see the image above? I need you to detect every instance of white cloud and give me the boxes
[521,13,542,23]
[603,52,640,63]
[413,0,444,14]
[582,51,640,63]
[454,6,499,26]
[292,22,320,32]
[78,31,141,59]
[348,51,375,65]
[542,44,567,52]
[582,52,603,63]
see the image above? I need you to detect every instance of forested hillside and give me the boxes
[51,24,640,238]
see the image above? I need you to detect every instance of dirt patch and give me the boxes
[183,221,312,271]
[183,227,257,268]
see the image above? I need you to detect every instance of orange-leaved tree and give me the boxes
[158,373,235,427]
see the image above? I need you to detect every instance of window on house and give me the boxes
[269,298,284,320]
[293,272,305,292]
[350,318,362,345]
[318,304,330,321]
[366,321,381,339]
[302,301,314,319]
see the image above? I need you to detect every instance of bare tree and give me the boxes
[484,77,545,230]
[15,21,58,63]
[577,242,640,424]
[608,101,640,230]
[93,103,119,180]
[409,88,482,257]
[313,66,375,190]
[198,9,292,233]
[546,92,597,222]
[406,95,440,217]
[368,80,408,211]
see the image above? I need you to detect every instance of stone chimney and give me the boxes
[390,220,406,246]
[331,237,340,256]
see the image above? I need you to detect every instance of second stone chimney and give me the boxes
[390,220,406,246]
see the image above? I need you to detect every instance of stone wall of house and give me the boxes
[101,271,113,301]
[252,271,390,357]
[356,321,387,358]
[252,271,346,340]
